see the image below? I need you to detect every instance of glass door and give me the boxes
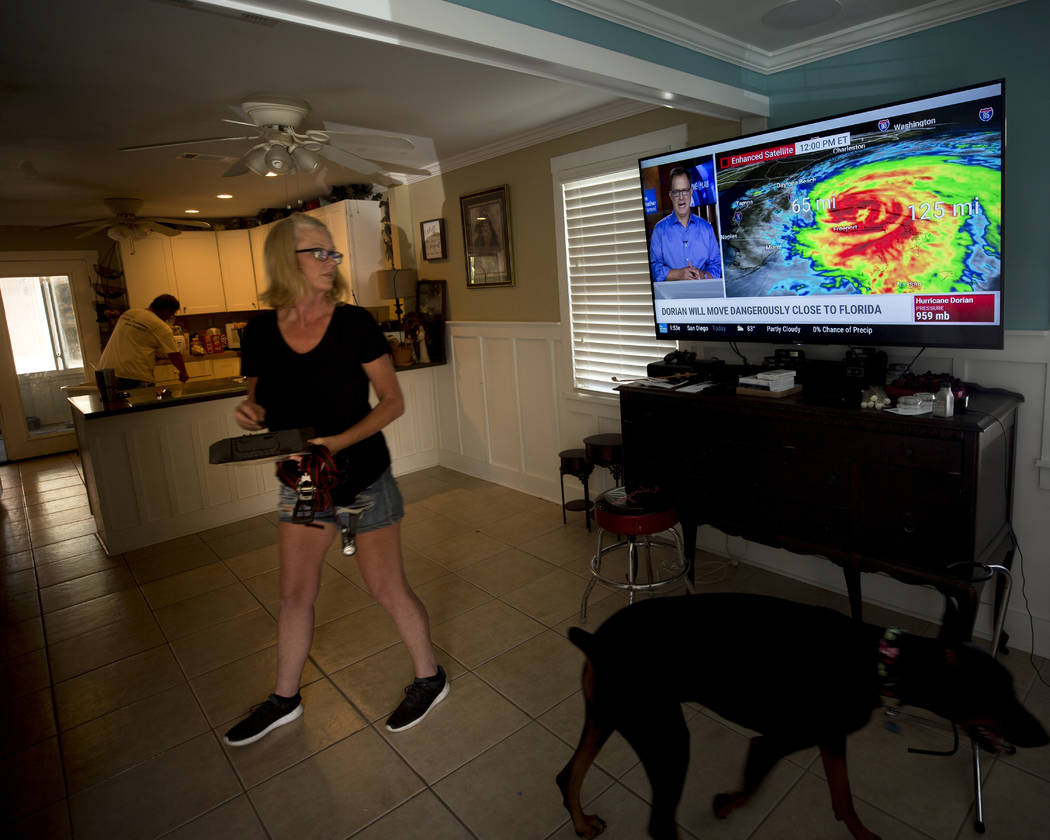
[0,258,97,461]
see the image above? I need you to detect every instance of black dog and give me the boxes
[557,593,1048,840]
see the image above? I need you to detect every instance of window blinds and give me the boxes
[561,168,667,395]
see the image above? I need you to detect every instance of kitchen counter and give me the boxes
[67,377,249,419]
[68,364,442,554]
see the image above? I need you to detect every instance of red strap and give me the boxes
[276,444,341,510]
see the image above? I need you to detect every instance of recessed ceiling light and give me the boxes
[216,194,233,199]
[184,209,200,214]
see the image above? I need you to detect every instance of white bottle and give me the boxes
[933,386,954,418]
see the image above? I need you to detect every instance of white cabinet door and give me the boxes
[248,223,273,309]
[169,232,226,314]
[345,200,385,307]
[121,236,177,310]
[216,229,258,311]
[306,201,384,306]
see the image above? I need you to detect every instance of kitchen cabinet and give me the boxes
[154,358,213,383]
[247,224,273,309]
[169,232,227,314]
[121,200,384,314]
[305,200,386,306]
[216,229,259,311]
[123,235,176,310]
[122,232,224,314]
[211,357,241,378]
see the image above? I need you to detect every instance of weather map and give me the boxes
[718,128,1002,299]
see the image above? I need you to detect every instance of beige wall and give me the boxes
[392,107,740,323]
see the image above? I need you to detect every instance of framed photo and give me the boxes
[460,186,514,287]
[419,218,447,261]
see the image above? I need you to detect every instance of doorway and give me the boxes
[0,255,99,461]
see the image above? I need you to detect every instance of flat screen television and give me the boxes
[638,80,1005,349]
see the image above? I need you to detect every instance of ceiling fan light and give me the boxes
[107,224,132,242]
[265,145,293,174]
[291,146,320,173]
[244,146,270,176]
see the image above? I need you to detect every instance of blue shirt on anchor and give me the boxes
[648,213,722,282]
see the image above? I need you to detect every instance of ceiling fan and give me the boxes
[40,197,212,242]
[120,95,431,181]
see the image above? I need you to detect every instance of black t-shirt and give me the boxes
[241,304,392,502]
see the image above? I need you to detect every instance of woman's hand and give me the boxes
[306,434,346,456]
[234,400,266,431]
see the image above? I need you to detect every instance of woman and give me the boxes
[223,213,446,747]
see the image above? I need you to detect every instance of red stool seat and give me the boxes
[594,487,677,535]
[580,486,692,620]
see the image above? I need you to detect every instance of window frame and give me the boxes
[551,125,687,399]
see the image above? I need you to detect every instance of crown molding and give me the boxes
[551,0,1027,74]
[408,99,658,181]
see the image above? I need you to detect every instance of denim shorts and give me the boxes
[277,466,404,533]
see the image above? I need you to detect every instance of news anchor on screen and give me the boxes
[649,166,722,283]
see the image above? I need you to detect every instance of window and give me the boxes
[553,126,686,397]
[0,275,83,373]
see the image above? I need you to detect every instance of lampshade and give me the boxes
[376,268,417,301]
[244,146,270,176]
[107,224,133,242]
[291,145,320,173]
[264,145,294,173]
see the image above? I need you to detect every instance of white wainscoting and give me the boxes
[435,321,1050,653]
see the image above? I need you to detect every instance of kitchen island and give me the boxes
[68,366,442,554]
[69,378,277,554]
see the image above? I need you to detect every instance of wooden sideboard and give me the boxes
[618,384,1020,637]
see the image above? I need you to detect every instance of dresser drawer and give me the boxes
[864,434,962,473]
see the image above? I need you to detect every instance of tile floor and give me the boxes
[3,452,1050,839]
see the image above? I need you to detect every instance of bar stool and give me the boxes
[580,486,692,620]
[584,432,624,486]
[558,448,594,531]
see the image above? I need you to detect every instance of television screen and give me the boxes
[638,80,1004,349]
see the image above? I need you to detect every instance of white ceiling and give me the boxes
[0,0,1019,228]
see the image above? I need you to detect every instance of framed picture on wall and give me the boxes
[420,218,447,261]
[460,185,514,287]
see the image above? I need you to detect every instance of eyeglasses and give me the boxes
[669,189,691,198]
[296,248,343,264]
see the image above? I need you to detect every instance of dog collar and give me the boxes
[878,627,902,700]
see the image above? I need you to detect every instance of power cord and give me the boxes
[728,341,749,366]
[1012,532,1050,689]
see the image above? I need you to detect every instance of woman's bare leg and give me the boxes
[354,521,438,678]
[274,520,337,696]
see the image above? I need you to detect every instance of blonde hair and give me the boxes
[259,213,351,307]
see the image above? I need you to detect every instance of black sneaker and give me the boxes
[385,666,449,732]
[223,693,303,746]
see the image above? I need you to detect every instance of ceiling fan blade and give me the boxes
[367,159,433,178]
[37,216,111,231]
[73,222,113,239]
[151,218,213,229]
[222,119,259,128]
[120,135,258,152]
[317,145,382,176]
[322,132,415,152]
[222,157,250,177]
[143,221,181,237]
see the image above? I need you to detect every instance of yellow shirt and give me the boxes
[97,309,177,382]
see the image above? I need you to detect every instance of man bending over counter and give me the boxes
[97,293,189,389]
